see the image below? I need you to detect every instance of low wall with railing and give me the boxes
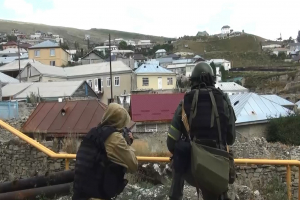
[0,119,300,200]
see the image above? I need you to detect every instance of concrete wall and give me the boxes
[236,123,268,140]
[0,139,75,181]
[136,74,176,90]
[68,72,133,105]
[28,48,69,67]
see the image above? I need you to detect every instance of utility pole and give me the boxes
[18,39,21,83]
[109,34,113,103]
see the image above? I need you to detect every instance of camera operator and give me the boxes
[72,103,138,200]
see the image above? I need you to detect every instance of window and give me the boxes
[114,76,120,86]
[145,124,157,132]
[142,78,149,86]
[50,49,55,56]
[167,77,173,85]
[94,78,98,91]
[106,77,111,87]
[50,61,56,66]
[34,50,40,57]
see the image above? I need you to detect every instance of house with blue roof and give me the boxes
[134,64,176,91]
[28,40,70,67]
[229,92,293,139]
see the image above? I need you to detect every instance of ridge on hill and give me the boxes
[0,19,173,48]
[174,34,266,53]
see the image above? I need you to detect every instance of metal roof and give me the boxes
[229,93,293,124]
[296,100,300,109]
[0,54,29,64]
[29,40,59,49]
[130,93,185,122]
[210,59,230,63]
[261,95,295,106]
[64,61,132,77]
[155,49,166,53]
[167,64,187,69]
[172,59,193,64]
[216,82,248,92]
[14,81,86,99]
[135,64,175,74]
[0,59,33,72]
[0,48,27,54]
[0,72,19,84]
[2,82,33,97]
[21,100,136,137]
[30,61,67,77]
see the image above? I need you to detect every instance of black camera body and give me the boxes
[122,127,133,146]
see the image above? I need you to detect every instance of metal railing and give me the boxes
[0,119,299,200]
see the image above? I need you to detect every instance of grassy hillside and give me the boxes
[174,34,266,53]
[0,19,173,49]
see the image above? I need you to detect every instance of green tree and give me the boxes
[277,52,286,60]
[219,66,228,81]
[210,62,216,76]
[7,35,17,42]
[119,41,128,50]
[74,41,79,50]
[60,41,69,50]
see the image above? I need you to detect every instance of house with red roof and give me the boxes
[130,93,185,133]
[2,41,18,50]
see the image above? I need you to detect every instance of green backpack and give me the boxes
[181,87,230,197]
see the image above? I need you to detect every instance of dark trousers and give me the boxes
[168,170,229,200]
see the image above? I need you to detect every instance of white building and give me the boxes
[221,25,230,34]
[209,59,231,70]
[272,48,291,56]
[155,49,167,58]
[94,46,118,56]
[215,82,249,95]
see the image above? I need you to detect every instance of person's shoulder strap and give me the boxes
[208,89,222,147]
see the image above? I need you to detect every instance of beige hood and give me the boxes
[101,103,131,130]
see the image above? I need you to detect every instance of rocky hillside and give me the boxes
[0,19,173,48]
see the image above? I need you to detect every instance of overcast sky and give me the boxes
[0,0,299,40]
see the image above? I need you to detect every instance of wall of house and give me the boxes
[81,53,104,65]
[3,45,17,50]
[28,48,69,67]
[68,72,132,105]
[236,123,267,140]
[135,122,169,133]
[136,74,176,90]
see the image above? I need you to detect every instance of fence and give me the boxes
[0,119,299,200]
[0,101,18,120]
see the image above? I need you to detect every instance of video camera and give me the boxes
[122,127,133,146]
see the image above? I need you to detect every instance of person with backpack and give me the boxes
[72,103,138,200]
[167,62,237,200]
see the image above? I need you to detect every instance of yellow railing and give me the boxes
[0,119,299,200]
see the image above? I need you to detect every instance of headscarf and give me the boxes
[100,103,131,130]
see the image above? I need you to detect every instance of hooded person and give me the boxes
[72,103,138,200]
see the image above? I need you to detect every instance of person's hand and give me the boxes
[128,132,133,140]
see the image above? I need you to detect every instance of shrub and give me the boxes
[266,113,300,145]
[262,176,288,200]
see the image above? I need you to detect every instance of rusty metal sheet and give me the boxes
[48,101,77,132]
[86,105,105,130]
[23,103,55,132]
[60,101,89,133]
[22,100,136,137]
[36,102,66,131]
[74,100,99,130]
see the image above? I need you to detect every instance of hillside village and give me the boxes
[1,20,300,200]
